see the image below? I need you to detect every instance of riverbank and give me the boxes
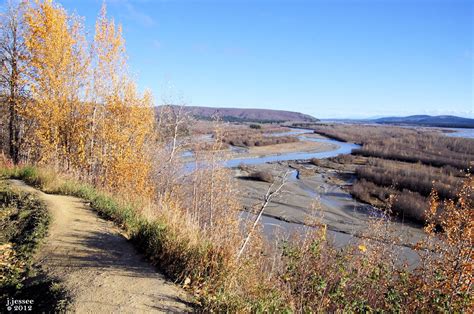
[235,161,426,244]
[187,127,430,266]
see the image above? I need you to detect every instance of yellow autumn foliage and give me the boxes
[19,0,154,196]
[23,0,89,169]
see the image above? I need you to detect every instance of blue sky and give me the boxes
[20,0,474,118]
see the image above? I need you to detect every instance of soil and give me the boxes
[8,180,192,313]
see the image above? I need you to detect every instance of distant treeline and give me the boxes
[213,126,299,147]
[290,122,324,129]
[352,137,472,170]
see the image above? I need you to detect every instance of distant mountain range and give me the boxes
[161,106,319,123]
[372,115,474,128]
[323,115,474,128]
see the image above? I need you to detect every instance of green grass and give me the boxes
[56,180,210,285]
[1,165,54,191]
[0,182,69,312]
[54,180,144,235]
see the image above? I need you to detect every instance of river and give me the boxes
[442,127,474,139]
[225,128,360,167]
[228,126,471,267]
[184,128,358,170]
[228,128,425,266]
[184,128,424,266]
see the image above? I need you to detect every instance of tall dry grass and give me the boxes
[1,138,472,311]
[313,124,473,170]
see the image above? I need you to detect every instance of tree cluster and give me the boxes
[0,0,154,195]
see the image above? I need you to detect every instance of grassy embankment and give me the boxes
[0,180,68,311]
[0,165,262,311]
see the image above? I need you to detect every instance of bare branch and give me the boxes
[237,170,291,259]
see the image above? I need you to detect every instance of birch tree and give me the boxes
[23,0,89,168]
[0,0,28,164]
[92,3,154,196]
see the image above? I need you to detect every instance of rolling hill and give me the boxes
[159,105,319,123]
[373,115,474,128]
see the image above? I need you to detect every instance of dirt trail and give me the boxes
[9,180,192,313]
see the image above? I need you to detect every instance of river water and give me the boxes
[230,126,471,267]
[229,128,425,266]
[224,127,359,166]
[442,128,474,139]
[185,128,359,170]
[184,127,424,266]
[222,126,473,169]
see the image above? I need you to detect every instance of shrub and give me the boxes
[11,166,58,191]
[221,132,298,147]
[238,163,251,173]
[351,179,429,223]
[248,170,274,183]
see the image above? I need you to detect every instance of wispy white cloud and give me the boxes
[124,1,155,26]
[108,0,156,27]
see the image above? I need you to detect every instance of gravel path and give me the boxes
[9,179,192,313]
